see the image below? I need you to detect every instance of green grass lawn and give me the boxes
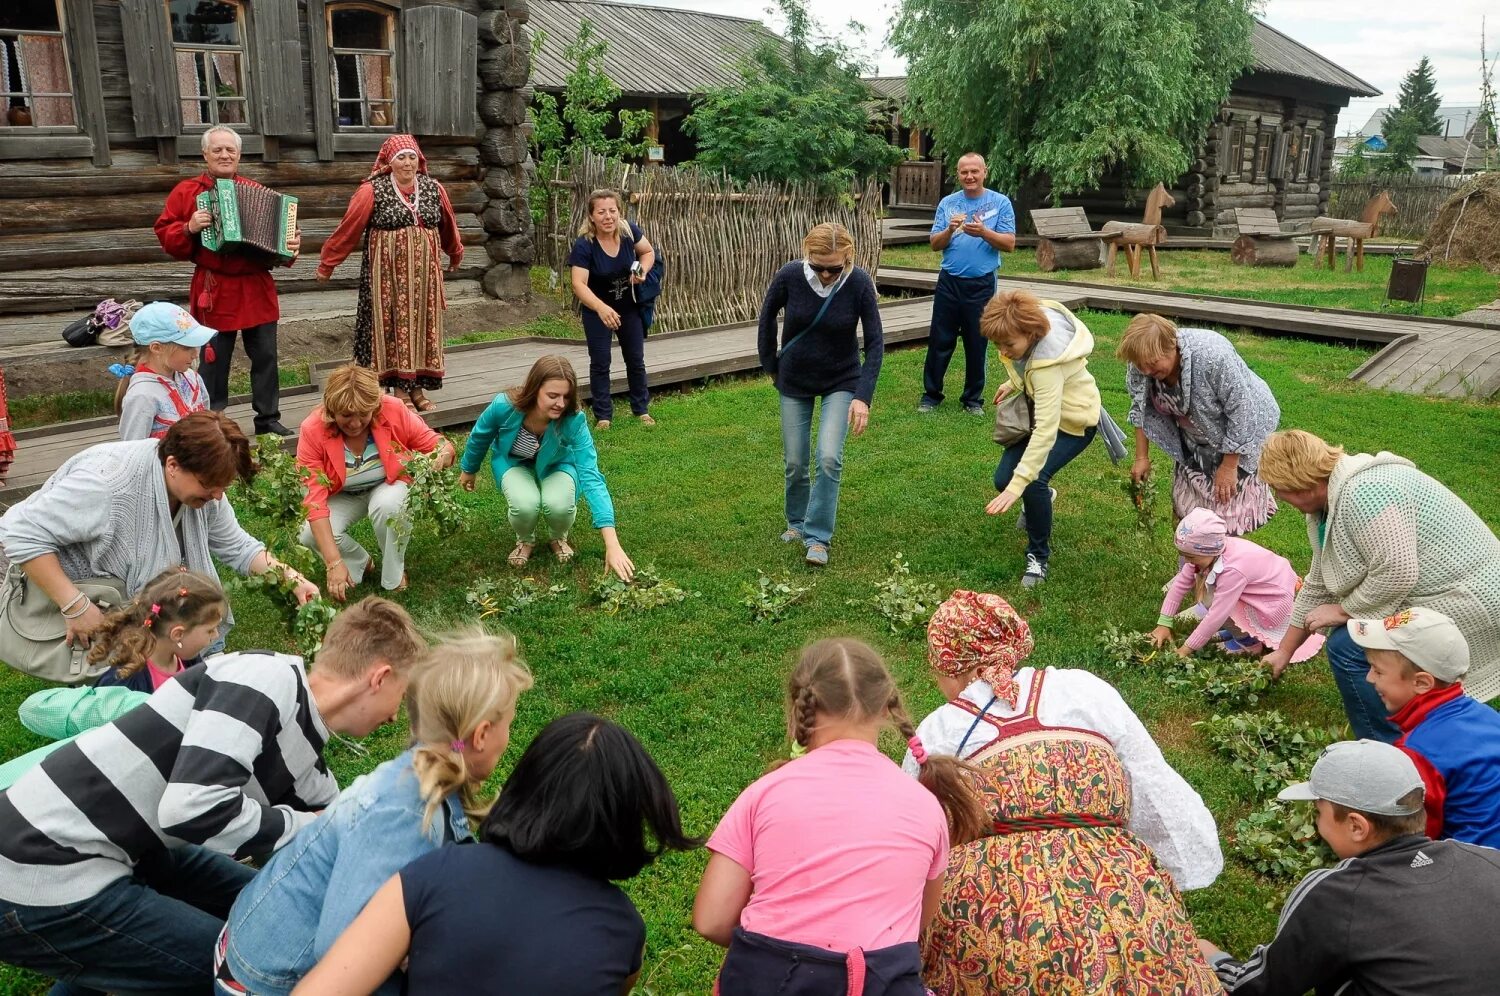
[1,316,1498,994]
[881,244,1499,318]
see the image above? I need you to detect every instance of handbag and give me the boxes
[0,565,128,685]
[992,388,1034,446]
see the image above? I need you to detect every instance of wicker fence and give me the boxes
[539,150,882,333]
[1327,177,1465,241]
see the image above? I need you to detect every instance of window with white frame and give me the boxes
[0,0,76,129]
[329,3,396,130]
[168,0,250,128]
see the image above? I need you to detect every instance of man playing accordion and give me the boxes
[154,126,301,436]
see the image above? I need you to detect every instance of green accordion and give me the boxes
[195,178,299,262]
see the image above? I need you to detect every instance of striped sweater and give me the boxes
[0,651,338,907]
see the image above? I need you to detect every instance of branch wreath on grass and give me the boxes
[465,577,570,619]
[591,565,692,615]
[1096,625,1275,709]
[742,570,811,623]
[847,553,941,634]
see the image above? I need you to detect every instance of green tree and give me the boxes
[683,0,904,189]
[528,21,653,216]
[890,0,1256,197]
[1336,139,1371,179]
[1377,108,1420,175]
[1391,57,1444,137]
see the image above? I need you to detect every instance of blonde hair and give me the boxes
[801,222,854,265]
[979,289,1051,348]
[777,638,985,844]
[578,189,630,241]
[320,365,383,427]
[1258,430,1345,492]
[315,596,426,678]
[409,628,534,834]
[1116,314,1179,367]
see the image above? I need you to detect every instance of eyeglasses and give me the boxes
[806,261,845,276]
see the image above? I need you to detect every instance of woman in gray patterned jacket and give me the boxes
[1118,314,1280,534]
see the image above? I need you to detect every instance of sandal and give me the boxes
[507,542,534,568]
[638,413,656,426]
[549,539,575,564]
[410,390,437,413]
[392,388,417,412]
[596,419,612,431]
[390,572,409,593]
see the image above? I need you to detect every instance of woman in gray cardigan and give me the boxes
[0,411,317,651]
[1118,315,1280,534]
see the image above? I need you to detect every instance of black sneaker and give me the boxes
[1021,554,1047,588]
[917,400,937,413]
[257,421,293,437]
[964,404,985,415]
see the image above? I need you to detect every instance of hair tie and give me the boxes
[450,739,466,753]
[788,741,807,759]
[178,587,189,598]
[108,363,136,379]
[908,735,929,766]
[142,602,162,629]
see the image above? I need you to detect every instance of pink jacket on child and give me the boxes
[1160,537,1324,661]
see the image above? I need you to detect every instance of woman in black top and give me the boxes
[293,713,699,996]
[567,189,657,430]
[756,222,884,567]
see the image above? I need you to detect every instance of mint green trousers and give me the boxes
[501,466,577,542]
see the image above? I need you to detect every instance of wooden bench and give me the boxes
[1230,208,1297,267]
[1030,207,1105,272]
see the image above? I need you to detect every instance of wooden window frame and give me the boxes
[0,1,78,135]
[0,0,108,162]
[167,0,255,134]
[1253,124,1275,181]
[327,1,398,134]
[1224,122,1246,182]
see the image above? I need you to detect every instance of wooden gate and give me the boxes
[892,160,943,209]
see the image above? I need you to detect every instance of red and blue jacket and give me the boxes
[1393,683,1500,848]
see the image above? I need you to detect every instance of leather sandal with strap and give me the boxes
[549,539,575,564]
[410,390,437,413]
[507,542,534,568]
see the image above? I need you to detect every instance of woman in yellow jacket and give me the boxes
[981,290,1100,587]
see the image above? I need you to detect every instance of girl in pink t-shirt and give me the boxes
[90,569,227,692]
[693,638,982,996]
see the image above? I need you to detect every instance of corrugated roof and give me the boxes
[1249,20,1378,97]
[529,0,781,96]
[1360,105,1483,139]
[865,19,1379,104]
[1416,135,1484,167]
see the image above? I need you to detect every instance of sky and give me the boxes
[637,0,1496,135]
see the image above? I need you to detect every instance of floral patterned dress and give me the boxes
[1149,377,1276,535]
[922,671,1223,996]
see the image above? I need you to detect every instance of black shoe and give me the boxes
[1021,554,1048,589]
[257,421,293,437]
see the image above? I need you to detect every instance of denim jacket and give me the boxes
[221,748,472,996]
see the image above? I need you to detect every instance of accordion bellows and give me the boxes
[196,179,299,262]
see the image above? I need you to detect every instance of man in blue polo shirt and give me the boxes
[920,153,1016,414]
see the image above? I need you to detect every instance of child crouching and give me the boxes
[1153,507,1323,659]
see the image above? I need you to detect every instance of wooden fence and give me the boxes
[539,150,882,333]
[1327,177,1464,240]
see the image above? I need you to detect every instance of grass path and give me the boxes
[1,315,1497,994]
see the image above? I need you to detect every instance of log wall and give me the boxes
[0,0,534,317]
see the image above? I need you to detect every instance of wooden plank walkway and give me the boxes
[0,298,936,504]
[877,266,1500,399]
[879,218,1420,255]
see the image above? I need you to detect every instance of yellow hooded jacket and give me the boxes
[997,299,1101,499]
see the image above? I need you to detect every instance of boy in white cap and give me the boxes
[1349,607,1500,848]
[116,301,214,441]
[1202,739,1500,994]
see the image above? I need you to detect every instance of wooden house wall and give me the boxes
[0,0,494,317]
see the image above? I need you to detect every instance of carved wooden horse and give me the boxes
[1310,192,1398,272]
[1103,183,1175,279]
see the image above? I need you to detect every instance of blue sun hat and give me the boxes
[129,302,217,348]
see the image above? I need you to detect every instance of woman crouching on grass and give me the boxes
[459,355,635,579]
[292,712,698,995]
[217,630,533,995]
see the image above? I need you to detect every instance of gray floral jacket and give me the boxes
[1125,327,1280,474]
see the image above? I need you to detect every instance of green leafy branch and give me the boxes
[591,565,692,615]
[395,445,469,545]
[848,553,941,634]
[465,576,570,619]
[235,564,338,659]
[741,570,811,623]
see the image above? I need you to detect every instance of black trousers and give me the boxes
[200,321,280,431]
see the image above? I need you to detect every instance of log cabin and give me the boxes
[876,19,1380,236]
[0,0,535,394]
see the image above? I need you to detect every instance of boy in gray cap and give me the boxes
[1201,739,1500,995]
[1349,607,1500,848]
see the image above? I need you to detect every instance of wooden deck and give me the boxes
[877,266,1500,399]
[878,218,1420,255]
[0,298,936,504]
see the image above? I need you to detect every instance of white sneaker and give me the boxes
[1016,488,1058,533]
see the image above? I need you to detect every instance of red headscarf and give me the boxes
[926,590,1034,705]
[368,134,428,180]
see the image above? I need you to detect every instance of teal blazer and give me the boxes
[460,394,616,529]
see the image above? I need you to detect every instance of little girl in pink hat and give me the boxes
[1152,507,1325,660]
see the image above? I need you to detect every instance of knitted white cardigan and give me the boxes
[1292,452,1500,702]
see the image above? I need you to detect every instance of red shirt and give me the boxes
[154,173,292,331]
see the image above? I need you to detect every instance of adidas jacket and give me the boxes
[1212,835,1500,995]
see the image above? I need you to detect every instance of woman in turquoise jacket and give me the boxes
[459,354,636,578]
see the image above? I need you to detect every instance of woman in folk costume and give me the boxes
[908,590,1225,995]
[318,135,464,413]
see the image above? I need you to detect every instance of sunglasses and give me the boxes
[806,261,846,276]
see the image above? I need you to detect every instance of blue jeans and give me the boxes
[1326,626,1401,742]
[923,271,995,408]
[582,308,649,420]
[0,845,255,996]
[780,391,853,548]
[994,425,1097,562]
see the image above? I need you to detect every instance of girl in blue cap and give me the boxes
[115,301,214,440]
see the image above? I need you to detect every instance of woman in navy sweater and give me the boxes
[757,223,884,567]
